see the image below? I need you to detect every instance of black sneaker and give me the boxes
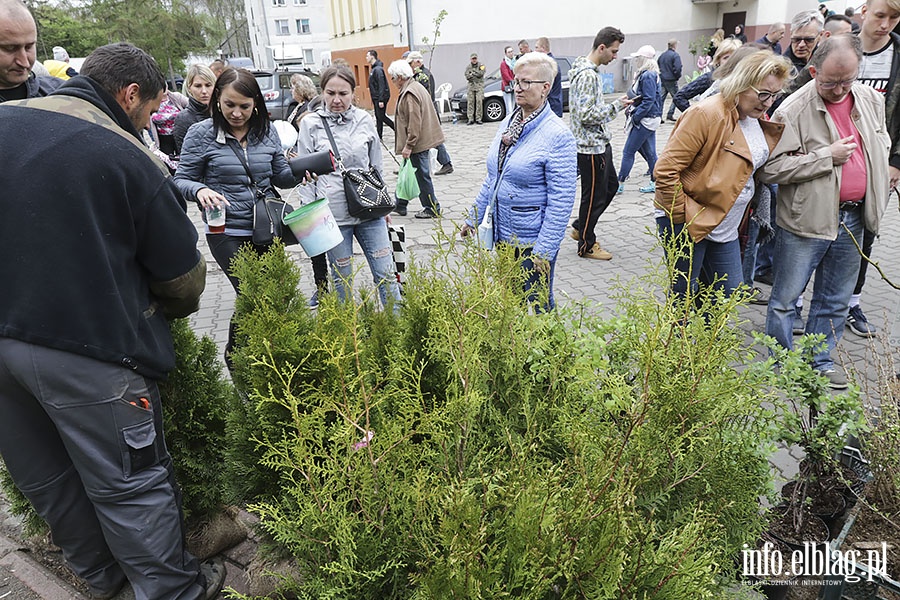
[435,163,454,175]
[414,208,439,219]
[847,305,877,337]
[748,287,769,305]
[755,271,774,286]
[792,305,805,336]
[392,206,407,216]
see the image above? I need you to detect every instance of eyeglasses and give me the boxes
[816,74,858,90]
[749,85,784,104]
[791,35,819,45]
[512,79,548,90]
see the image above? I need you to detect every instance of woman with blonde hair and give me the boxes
[173,63,217,153]
[616,45,663,195]
[654,51,791,299]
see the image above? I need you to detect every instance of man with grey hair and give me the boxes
[762,35,890,389]
[0,41,222,598]
[785,9,825,72]
[657,38,682,121]
[390,58,445,217]
[755,22,786,54]
[0,0,60,102]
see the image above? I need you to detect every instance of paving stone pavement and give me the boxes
[2,106,899,598]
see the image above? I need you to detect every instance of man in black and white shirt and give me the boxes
[845,0,900,338]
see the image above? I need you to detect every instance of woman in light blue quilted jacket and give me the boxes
[461,52,577,312]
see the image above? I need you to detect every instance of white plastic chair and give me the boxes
[436,82,452,122]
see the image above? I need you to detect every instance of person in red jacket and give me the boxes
[500,45,516,115]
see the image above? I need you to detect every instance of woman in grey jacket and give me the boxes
[174,67,305,365]
[296,65,401,308]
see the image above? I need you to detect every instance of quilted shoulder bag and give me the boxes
[320,115,395,220]
[227,140,298,246]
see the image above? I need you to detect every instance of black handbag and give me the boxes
[227,140,299,246]
[319,115,395,220]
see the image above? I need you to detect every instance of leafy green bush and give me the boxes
[226,231,783,599]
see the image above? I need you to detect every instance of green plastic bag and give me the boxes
[396,158,420,201]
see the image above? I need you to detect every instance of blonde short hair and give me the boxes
[513,51,558,82]
[713,38,742,67]
[182,63,217,99]
[719,51,792,105]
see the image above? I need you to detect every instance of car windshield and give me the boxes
[254,74,275,90]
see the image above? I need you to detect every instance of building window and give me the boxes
[274,19,289,35]
[296,18,310,34]
[271,0,285,6]
[292,0,306,5]
[304,49,314,65]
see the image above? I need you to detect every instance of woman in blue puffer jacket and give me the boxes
[461,52,577,312]
[174,67,304,366]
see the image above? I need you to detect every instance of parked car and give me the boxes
[450,55,575,122]
[252,67,321,121]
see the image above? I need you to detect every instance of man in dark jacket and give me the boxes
[0,40,221,600]
[0,0,60,102]
[535,37,563,117]
[657,38,682,122]
[755,22,786,54]
[366,49,394,139]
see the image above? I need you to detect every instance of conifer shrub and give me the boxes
[159,318,233,526]
[225,231,785,599]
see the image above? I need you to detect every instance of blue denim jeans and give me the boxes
[657,217,743,299]
[765,207,864,371]
[327,217,401,308]
[618,122,658,183]
[408,150,440,212]
[435,143,451,167]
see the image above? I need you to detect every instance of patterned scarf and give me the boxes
[498,101,546,170]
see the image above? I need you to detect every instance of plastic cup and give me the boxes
[205,205,225,233]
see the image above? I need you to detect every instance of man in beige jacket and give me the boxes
[389,59,445,218]
[761,34,891,389]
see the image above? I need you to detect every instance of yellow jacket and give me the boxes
[654,94,784,242]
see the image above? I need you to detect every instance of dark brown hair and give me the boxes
[320,65,356,90]
[211,67,269,140]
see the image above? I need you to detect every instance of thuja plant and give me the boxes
[225,228,783,599]
[158,318,233,526]
[0,463,47,537]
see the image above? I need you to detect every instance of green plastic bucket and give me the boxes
[283,198,342,256]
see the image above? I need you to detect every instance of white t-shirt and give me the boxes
[707,117,769,243]
[859,40,893,96]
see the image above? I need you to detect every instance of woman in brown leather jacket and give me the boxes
[654,50,791,300]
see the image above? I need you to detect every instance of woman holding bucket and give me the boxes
[174,67,308,367]
[295,64,401,308]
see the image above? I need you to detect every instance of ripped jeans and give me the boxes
[328,217,401,308]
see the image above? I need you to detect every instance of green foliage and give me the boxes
[0,465,47,538]
[159,318,233,526]
[688,35,711,57]
[225,228,781,599]
[27,0,218,76]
